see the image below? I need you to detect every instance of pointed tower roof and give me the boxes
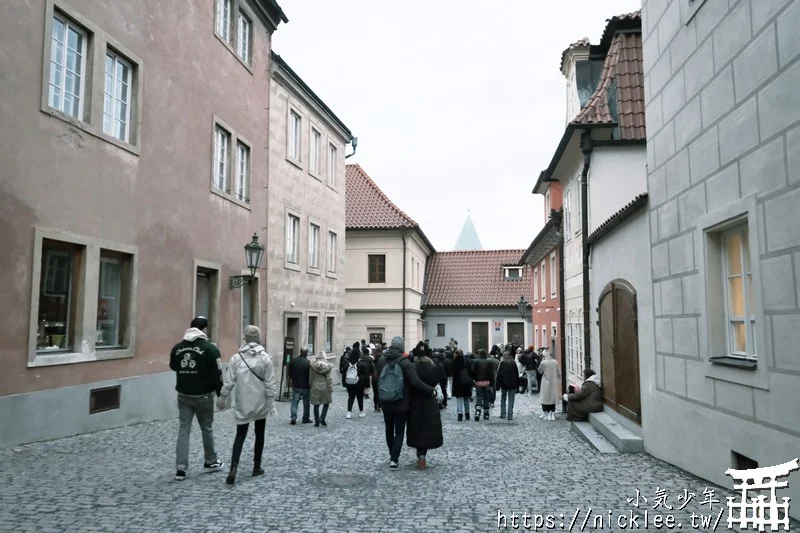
[454,213,483,251]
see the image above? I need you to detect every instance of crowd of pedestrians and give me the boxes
[169,316,601,483]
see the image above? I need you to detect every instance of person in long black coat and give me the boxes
[406,353,443,469]
[449,350,473,421]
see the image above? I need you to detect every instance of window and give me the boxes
[722,226,755,359]
[534,268,539,302]
[195,265,219,342]
[437,324,445,337]
[236,10,251,63]
[417,261,422,291]
[545,189,551,218]
[97,251,131,348]
[38,240,82,352]
[368,254,386,283]
[289,110,301,161]
[552,324,557,340]
[308,223,320,269]
[327,143,337,186]
[574,183,582,235]
[325,316,334,352]
[235,142,250,202]
[565,187,572,235]
[286,214,299,264]
[307,316,317,353]
[327,231,337,273]
[213,125,231,192]
[504,267,522,280]
[215,0,232,41]
[550,253,557,296]
[540,260,547,300]
[49,13,87,119]
[576,323,584,377]
[534,326,539,347]
[565,324,572,374]
[102,52,132,142]
[541,327,547,348]
[310,129,321,174]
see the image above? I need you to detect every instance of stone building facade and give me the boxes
[642,0,800,515]
[267,52,354,395]
[0,0,286,447]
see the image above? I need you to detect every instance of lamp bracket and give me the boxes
[229,275,255,289]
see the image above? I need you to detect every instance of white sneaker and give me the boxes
[548,412,555,421]
[358,411,365,418]
[346,412,352,419]
[538,413,546,419]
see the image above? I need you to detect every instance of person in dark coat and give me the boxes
[358,346,375,406]
[565,369,603,421]
[339,346,352,387]
[430,348,448,409]
[371,346,382,411]
[407,351,444,469]
[449,349,472,421]
[496,349,520,420]
[471,349,494,421]
[487,349,501,409]
[374,336,435,470]
[288,348,311,424]
[344,343,366,419]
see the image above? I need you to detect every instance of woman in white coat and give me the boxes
[537,349,561,421]
[217,325,277,484]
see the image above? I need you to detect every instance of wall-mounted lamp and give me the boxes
[516,295,532,323]
[229,233,265,289]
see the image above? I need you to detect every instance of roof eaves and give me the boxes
[585,193,648,247]
[520,216,559,265]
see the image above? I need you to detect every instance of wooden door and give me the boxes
[471,322,489,354]
[597,280,641,424]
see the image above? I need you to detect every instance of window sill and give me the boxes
[326,182,339,194]
[709,356,757,370]
[214,32,254,74]
[326,271,338,279]
[210,188,252,209]
[29,347,134,367]
[41,107,140,156]
[286,156,304,171]
[285,262,301,272]
[309,170,323,182]
[685,0,708,25]
[307,266,322,276]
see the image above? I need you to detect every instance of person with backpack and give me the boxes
[339,345,352,387]
[496,349,520,420]
[216,325,277,485]
[407,348,443,470]
[288,348,311,425]
[344,345,366,419]
[374,336,436,470]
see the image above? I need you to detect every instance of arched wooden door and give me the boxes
[597,280,641,424]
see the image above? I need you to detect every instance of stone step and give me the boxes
[571,421,619,454]
[588,412,644,453]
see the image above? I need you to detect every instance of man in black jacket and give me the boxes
[288,348,312,424]
[374,336,436,470]
[497,349,520,420]
[520,346,539,394]
[471,349,495,421]
[169,316,224,481]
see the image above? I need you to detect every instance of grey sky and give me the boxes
[273,0,643,251]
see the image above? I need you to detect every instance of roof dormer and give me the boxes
[503,266,523,281]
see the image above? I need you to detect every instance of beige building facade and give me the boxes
[0,0,286,447]
[267,52,354,395]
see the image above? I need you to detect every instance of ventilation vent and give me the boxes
[732,450,758,471]
[89,386,121,414]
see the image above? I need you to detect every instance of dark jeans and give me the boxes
[475,386,491,410]
[291,388,310,421]
[313,404,329,423]
[439,378,448,406]
[229,418,265,468]
[382,410,408,462]
[372,379,379,408]
[347,385,364,412]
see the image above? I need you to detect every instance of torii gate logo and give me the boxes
[725,458,799,531]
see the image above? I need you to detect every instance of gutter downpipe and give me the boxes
[402,233,407,343]
[580,130,593,372]
[558,213,567,413]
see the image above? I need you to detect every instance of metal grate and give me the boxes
[89,385,120,414]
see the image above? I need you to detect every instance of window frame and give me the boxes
[696,194,768,390]
[49,12,88,121]
[436,323,445,337]
[306,314,318,354]
[287,106,303,166]
[503,267,522,280]
[210,117,251,209]
[327,142,338,188]
[308,222,320,272]
[235,140,251,203]
[309,127,322,177]
[236,8,252,65]
[564,186,572,237]
[545,189,551,218]
[212,123,231,194]
[533,267,539,303]
[214,0,232,43]
[550,252,557,297]
[102,49,133,143]
[29,226,138,367]
[285,212,301,267]
[327,230,338,276]
[540,260,547,301]
[325,316,334,353]
[721,226,755,359]
[368,254,387,283]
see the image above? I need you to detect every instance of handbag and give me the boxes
[240,353,265,382]
[433,384,444,404]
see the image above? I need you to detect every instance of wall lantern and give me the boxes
[229,233,265,289]
[516,295,532,323]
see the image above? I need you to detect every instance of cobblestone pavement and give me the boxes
[0,389,789,532]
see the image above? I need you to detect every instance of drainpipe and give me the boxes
[402,233,407,342]
[580,130,593,372]
[558,213,567,412]
[345,136,358,159]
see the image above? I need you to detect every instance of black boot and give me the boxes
[475,406,481,421]
[458,414,463,421]
[484,410,490,420]
[226,465,238,485]
[252,464,264,477]
[465,412,470,420]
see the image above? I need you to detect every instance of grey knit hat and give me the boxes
[244,325,261,344]
[390,336,404,351]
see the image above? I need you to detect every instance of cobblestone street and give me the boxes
[1,389,761,532]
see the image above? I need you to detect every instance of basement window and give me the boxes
[504,267,522,280]
[89,385,121,414]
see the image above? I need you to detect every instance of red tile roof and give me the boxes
[559,37,590,73]
[423,250,532,308]
[345,164,436,251]
[571,31,645,140]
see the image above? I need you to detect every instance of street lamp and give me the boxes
[228,233,265,289]
[516,295,532,323]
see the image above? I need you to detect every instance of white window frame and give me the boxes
[564,187,572,236]
[327,142,338,187]
[540,260,547,301]
[565,323,572,374]
[721,226,755,359]
[288,109,302,163]
[308,223,320,270]
[550,252,557,297]
[235,141,250,203]
[215,0,232,42]
[575,322,584,378]
[325,316,334,353]
[310,128,321,176]
[97,255,123,348]
[213,124,231,193]
[534,326,539,348]
[541,326,547,349]
[437,323,445,337]
[306,314,317,354]
[504,267,522,280]
[236,9,251,64]
[574,181,582,235]
[102,51,133,142]
[327,231,338,275]
[286,214,300,265]
[533,267,539,303]
[545,188,551,218]
[49,12,88,120]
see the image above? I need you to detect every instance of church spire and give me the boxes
[454,213,483,251]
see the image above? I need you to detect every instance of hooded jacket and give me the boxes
[169,328,222,396]
[566,374,603,421]
[374,342,434,413]
[219,342,277,424]
[309,352,333,406]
